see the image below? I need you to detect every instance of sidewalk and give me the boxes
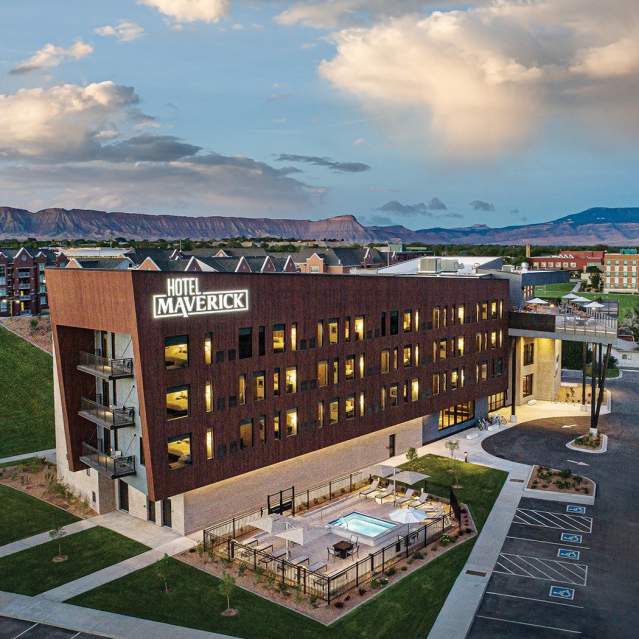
[0,449,56,465]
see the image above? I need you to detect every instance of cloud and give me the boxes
[469,200,495,212]
[139,0,229,24]
[377,198,447,215]
[99,135,202,162]
[10,40,93,74]
[352,137,366,145]
[95,20,145,42]
[276,153,370,172]
[319,0,639,156]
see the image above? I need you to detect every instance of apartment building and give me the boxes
[48,268,509,533]
[604,251,639,293]
[0,247,53,316]
[529,251,605,273]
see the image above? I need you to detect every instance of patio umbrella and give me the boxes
[571,296,590,303]
[365,464,396,478]
[251,513,297,534]
[393,470,430,486]
[389,507,425,534]
[527,297,548,305]
[584,301,604,309]
[277,524,328,547]
[562,292,579,300]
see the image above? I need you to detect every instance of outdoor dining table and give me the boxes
[333,540,353,559]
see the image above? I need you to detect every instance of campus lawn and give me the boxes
[0,325,54,457]
[0,526,149,596]
[0,483,78,545]
[70,456,507,639]
[533,282,575,298]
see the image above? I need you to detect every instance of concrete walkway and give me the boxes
[0,591,234,639]
[39,535,196,602]
[0,519,97,559]
[90,510,184,548]
[0,449,56,465]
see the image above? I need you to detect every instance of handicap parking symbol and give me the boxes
[566,505,586,514]
[549,585,575,601]
[557,548,581,560]
[560,532,582,543]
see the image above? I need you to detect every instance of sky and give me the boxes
[0,0,638,230]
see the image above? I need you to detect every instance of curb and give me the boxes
[566,434,608,454]
[522,466,596,505]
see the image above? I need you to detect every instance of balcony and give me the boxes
[77,351,134,379]
[18,283,31,290]
[78,396,135,430]
[80,442,135,479]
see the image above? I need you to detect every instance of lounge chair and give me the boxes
[374,486,394,503]
[395,488,416,507]
[358,479,380,497]
[409,491,430,507]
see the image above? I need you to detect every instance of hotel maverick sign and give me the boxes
[153,277,249,319]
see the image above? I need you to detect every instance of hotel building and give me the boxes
[604,251,639,293]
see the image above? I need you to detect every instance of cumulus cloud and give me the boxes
[319,0,639,156]
[95,20,145,42]
[469,200,495,212]
[10,40,93,74]
[377,198,447,215]
[276,153,370,172]
[139,0,229,24]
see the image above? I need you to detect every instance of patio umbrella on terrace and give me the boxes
[393,470,430,486]
[365,464,396,478]
[389,507,425,534]
[562,292,579,300]
[251,513,297,534]
[527,297,549,305]
[571,296,590,303]
[277,523,328,549]
[584,301,605,309]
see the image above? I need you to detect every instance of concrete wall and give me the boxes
[515,337,561,405]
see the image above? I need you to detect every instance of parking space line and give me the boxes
[485,591,584,609]
[536,557,587,583]
[475,615,582,634]
[494,553,588,585]
[512,555,559,580]
[494,561,516,574]
[514,508,593,533]
[498,554,537,577]
[506,535,590,550]
[13,624,39,639]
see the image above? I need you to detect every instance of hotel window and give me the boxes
[240,418,253,449]
[523,373,534,397]
[166,385,189,420]
[239,327,252,359]
[204,333,212,365]
[273,368,281,396]
[481,303,488,321]
[411,378,419,402]
[258,415,266,443]
[523,342,534,366]
[440,371,447,393]
[359,392,365,416]
[354,316,365,341]
[329,399,339,424]
[344,317,351,342]
[455,336,465,357]
[290,323,297,352]
[328,318,339,344]
[438,401,475,430]
[380,386,387,409]
[273,412,281,439]
[450,305,456,325]
[403,345,412,367]
[167,434,192,470]
[390,310,399,335]
[480,361,488,381]
[489,392,506,412]
[442,307,448,327]
[206,428,214,460]
[414,309,420,330]
[238,374,246,405]
[475,332,483,352]
[499,300,503,318]
[499,330,503,348]
[332,358,339,384]
[317,321,324,347]
[258,326,266,356]
[389,384,399,406]
[432,373,440,396]
[450,368,459,390]
[318,400,324,427]
[345,395,355,419]
[433,307,440,329]
[403,310,412,332]
[438,339,447,361]
[205,381,213,413]
[358,353,365,378]
[317,360,328,387]
[164,336,188,370]
[285,366,297,393]
[414,344,420,366]
[490,301,498,319]
[286,408,298,436]
[345,355,355,380]
[490,331,497,349]
[457,305,465,324]
[254,371,265,401]
[273,324,285,353]
[381,311,386,336]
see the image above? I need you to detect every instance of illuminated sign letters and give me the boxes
[153,277,249,319]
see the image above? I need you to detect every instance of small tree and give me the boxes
[405,447,418,464]
[445,439,459,460]
[156,553,172,593]
[624,304,639,342]
[49,521,66,561]
[218,571,236,615]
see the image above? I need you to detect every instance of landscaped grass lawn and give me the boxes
[534,282,575,298]
[0,325,54,457]
[0,483,78,545]
[0,526,148,596]
[70,456,507,639]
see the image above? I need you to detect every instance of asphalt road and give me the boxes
[468,372,639,639]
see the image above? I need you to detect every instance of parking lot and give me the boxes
[468,496,595,638]
[0,616,105,639]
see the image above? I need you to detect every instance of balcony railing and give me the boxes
[80,442,135,479]
[77,351,134,379]
[78,396,135,430]
[18,283,31,290]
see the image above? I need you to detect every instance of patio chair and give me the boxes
[394,488,416,507]
[373,486,394,503]
[349,541,360,559]
[409,490,430,507]
[327,546,337,562]
[358,479,380,497]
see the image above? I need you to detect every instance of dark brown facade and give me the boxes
[47,268,509,501]
[0,248,50,316]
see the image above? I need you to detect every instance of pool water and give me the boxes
[328,512,396,538]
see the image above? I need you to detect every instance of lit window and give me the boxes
[206,429,214,460]
[450,369,459,390]
[344,317,351,342]
[255,371,265,401]
[290,323,297,352]
[205,381,213,412]
[329,399,339,424]
[273,413,281,439]
[345,355,355,380]
[457,305,465,324]
[165,336,188,370]
[456,337,465,357]
[317,321,324,347]
[414,344,419,365]
[273,368,281,396]
[317,360,328,387]
[439,339,447,360]
[403,345,412,367]
[433,307,440,328]
[393,347,398,369]
[380,386,387,409]
[318,401,324,427]
[238,374,247,405]
[204,333,212,365]
[328,318,339,344]
[490,331,497,348]
[285,366,297,393]
[381,349,390,374]
[414,309,419,330]
[273,324,285,353]
[240,418,253,449]
[166,385,189,419]
[389,384,399,406]
[286,408,298,436]
[432,374,440,396]
[358,353,365,378]
[403,310,412,331]
[332,358,339,384]
[167,434,191,470]
[359,391,365,416]
[345,395,355,419]
[354,316,365,341]
[258,415,266,443]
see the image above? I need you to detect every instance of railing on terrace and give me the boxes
[80,442,135,479]
[78,395,135,430]
[510,306,618,339]
[77,351,134,379]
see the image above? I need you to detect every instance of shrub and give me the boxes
[334,601,345,609]
[413,550,424,560]
[309,595,318,608]
[385,567,396,577]
[439,534,453,546]
[559,468,572,479]
[358,587,367,596]
[370,578,381,589]
[405,447,418,463]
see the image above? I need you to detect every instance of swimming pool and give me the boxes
[328,512,398,545]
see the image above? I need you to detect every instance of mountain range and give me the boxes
[1,206,639,245]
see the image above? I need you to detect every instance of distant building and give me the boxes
[604,252,639,293]
[529,250,604,273]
